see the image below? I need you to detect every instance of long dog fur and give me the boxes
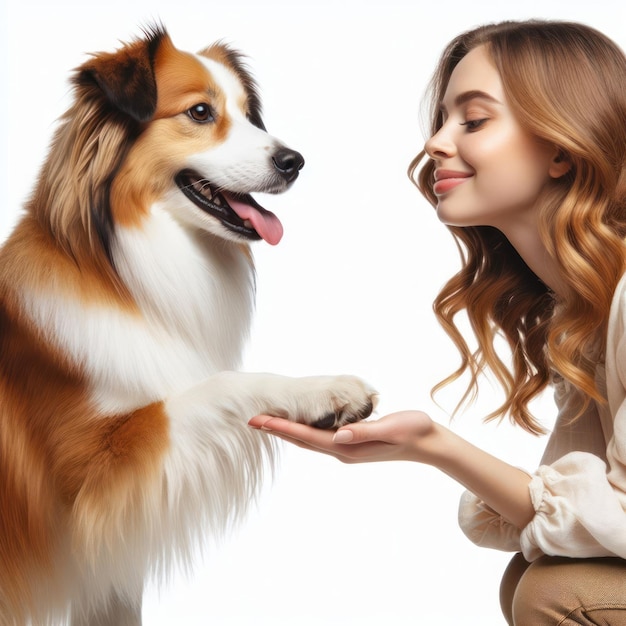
[0,26,375,625]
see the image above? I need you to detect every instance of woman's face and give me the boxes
[424,45,561,233]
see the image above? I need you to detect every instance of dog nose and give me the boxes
[272,148,305,183]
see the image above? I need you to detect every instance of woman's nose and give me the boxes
[424,125,456,160]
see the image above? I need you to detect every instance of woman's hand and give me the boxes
[248,410,439,464]
[249,409,535,528]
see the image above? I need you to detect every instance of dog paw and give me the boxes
[291,375,378,429]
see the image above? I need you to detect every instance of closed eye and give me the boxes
[460,118,487,131]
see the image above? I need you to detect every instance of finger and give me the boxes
[248,415,398,460]
[332,421,385,444]
[250,416,397,463]
[250,417,358,458]
[249,416,337,448]
[248,415,274,429]
[262,426,391,463]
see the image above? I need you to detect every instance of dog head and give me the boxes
[63,25,303,254]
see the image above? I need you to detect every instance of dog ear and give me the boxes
[75,26,167,123]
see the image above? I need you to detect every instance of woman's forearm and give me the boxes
[249,411,536,530]
[420,424,535,529]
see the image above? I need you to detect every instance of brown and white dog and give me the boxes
[0,26,375,625]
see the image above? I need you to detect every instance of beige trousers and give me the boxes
[500,553,626,625]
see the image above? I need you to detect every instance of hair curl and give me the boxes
[409,21,626,434]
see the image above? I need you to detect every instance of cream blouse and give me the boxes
[458,273,626,561]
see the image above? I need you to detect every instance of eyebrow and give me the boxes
[439,90,502,112]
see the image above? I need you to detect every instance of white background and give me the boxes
[2,1,624,624]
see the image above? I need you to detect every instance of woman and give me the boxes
[249,21,626,624]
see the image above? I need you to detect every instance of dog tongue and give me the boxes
[223,192,284,245]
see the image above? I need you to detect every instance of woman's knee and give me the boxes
[500,553,530,625]
[510,556,626,625]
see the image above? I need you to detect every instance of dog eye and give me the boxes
[187,103,214,123]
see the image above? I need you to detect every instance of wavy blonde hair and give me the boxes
[409,21,626,434]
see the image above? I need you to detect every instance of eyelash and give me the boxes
[460,118,487,131]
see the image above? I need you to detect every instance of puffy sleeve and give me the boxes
[458,490,522,552]
[459,275,626,560]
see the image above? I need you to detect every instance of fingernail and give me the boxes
[333,430,353,444]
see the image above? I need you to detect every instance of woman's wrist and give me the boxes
[405,419,453,466]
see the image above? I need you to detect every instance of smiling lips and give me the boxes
[433,169,473,195]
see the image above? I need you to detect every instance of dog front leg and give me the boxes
[158,371,376,535]
[166,371,377,429]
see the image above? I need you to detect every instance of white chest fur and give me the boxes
[21,207,255,415]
